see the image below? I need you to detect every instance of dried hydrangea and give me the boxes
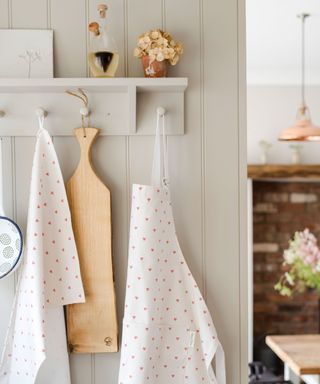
[134,29,183,65]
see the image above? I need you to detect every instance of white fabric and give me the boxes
[0,120,85,384]
[118,116,226,384]
[151,114,169,187]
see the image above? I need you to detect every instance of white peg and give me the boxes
[0,111,5,118]
[35,108,47,118]
[80,107,90,117]
[157,107,166,117]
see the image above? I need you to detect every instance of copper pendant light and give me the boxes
[279,13,320,141]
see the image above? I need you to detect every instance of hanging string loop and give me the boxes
[66,88,91,137]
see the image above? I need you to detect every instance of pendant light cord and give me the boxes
[278,13,320,141]
[301,15,305,106]
[299,13,309,108]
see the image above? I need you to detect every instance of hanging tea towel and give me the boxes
[0,120,85,384]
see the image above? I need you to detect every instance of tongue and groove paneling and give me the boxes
[0,1,247,383]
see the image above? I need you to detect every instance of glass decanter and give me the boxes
[88,4,119,77]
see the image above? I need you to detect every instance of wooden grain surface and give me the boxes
[248,164,320,180]
[266,335,320,375]
[66,127,118,353]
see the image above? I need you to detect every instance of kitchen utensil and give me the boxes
[0,138,23,279]
[66,127,118,353]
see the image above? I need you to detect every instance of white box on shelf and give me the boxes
[0,30,53,79]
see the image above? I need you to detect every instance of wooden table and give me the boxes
[266,335,320,384]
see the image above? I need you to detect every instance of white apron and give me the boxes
[0,118,85,384]
[118,115,226,384]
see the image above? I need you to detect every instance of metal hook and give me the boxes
[66,88,90,137]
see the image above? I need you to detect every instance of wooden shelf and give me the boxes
[0,78,188,136]
[248,164,320,180]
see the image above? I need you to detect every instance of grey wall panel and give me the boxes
[203,0,246,382]
[0,0,9,27]
[50,0,87,77]
[11,0,47,28]
[165,0,204,290]
[0,0,247,382]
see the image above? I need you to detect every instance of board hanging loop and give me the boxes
[66,88,91,138]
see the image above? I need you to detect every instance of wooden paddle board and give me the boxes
[66,127,118,353]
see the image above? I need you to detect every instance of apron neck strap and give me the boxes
[151,112,169,188]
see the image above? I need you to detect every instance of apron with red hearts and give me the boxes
[118,114,226,384]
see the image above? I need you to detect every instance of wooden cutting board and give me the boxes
[66,127,118,353]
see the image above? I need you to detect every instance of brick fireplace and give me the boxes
[253,180,320,345]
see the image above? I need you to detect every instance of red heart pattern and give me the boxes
[0,129,84,383]
[118,184,224,384]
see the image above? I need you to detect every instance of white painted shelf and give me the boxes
[0,78,188,136]
[0,77,188,93]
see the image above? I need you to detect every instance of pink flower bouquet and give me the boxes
[275,229,320,296]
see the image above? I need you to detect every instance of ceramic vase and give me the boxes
[141,56,167,78]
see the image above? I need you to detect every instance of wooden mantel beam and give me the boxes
[248,164,320,180]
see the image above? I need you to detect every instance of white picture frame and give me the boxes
[0,29,53,78]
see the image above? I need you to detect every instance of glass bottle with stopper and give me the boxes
[88,3,119,77]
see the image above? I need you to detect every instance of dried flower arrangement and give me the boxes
[134,29,183,77]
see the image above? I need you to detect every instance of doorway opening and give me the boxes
[246,1,320,382]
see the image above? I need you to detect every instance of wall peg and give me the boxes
[66,88,91,118]
[80,107,90,117]
[157,107,166,117]
[35,108,48,118]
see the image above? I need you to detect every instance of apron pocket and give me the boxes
[119,322,193,384]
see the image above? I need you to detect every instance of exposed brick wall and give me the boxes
[253,181,320,341]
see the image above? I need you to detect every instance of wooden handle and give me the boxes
[74,127,100,164]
